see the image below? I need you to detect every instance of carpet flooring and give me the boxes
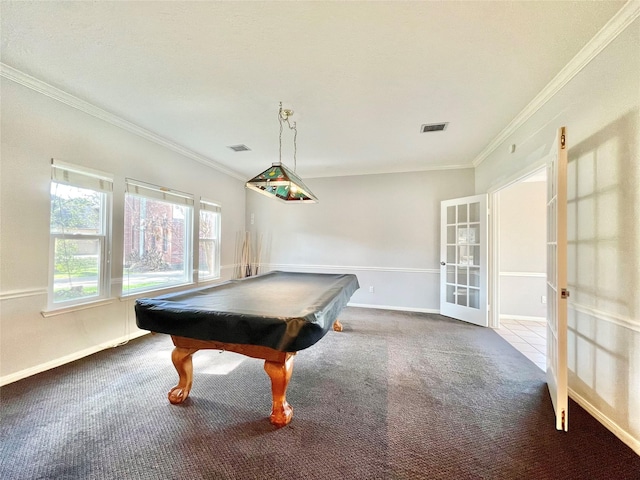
[1,307,639,479]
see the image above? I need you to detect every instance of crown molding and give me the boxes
[306,163,474,179]
[0,63,246,181]
[472,0,640,168]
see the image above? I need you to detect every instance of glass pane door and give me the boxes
[546,126,569,431]
[440,194,488,326]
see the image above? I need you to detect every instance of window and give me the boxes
[49,161,112,308]
[123,179,193,295]
[198,200,221,281]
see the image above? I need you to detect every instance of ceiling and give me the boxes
[0,1,626,180]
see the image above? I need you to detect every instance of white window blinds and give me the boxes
[200,199,221,212]
[125,178,194,205]
[51,159,113,192]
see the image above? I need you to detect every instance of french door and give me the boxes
[440,194,488,327]
[546,126,569,431]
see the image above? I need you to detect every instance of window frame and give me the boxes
[48,161,113,310]
[122,178,194,296]
[198,199,221,282]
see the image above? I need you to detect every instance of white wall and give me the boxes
[476,17,640,454]
[246,169,475,311]
[0,79,246,383]
[499,180,547,320]
[2,9,637,457]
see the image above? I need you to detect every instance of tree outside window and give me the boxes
[122,180,193,295]
[48,161,112,309]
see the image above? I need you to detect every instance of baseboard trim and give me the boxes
[348,303,440,314]
[0,329,149,387]
[569,387,640,457]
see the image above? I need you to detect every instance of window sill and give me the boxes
[119,282,196,301]
[41,298,116,317]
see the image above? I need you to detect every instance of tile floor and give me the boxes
[495,318,546,371]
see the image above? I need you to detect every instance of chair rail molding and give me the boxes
[264,263,440,274]
[570,302,640,334]
[0,288,47,301]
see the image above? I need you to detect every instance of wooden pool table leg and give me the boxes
[168,346,199,404]
[333,319,343,332]
[263,355,295,427]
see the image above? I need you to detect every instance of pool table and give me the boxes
[135,271,359,427]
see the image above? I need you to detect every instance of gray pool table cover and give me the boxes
[134,271,360,352]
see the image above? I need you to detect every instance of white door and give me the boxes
[546,126,569,431]
[440,194,488,327]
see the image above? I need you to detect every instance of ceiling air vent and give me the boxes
[228,144,251,152]
[420,122,448,133]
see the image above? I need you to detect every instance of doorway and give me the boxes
[440,194,489,327]
[491,166,548,370]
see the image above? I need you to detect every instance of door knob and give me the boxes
[440,261,446,266]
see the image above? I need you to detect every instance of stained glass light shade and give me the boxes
[245,163,318,203]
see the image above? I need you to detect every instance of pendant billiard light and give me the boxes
[245,103,318,203]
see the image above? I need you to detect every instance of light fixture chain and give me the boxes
[278,102,283,164]
[277,102,299,171]
[292,122,297,172]
[246,102,316,203]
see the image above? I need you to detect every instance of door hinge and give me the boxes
[562,409,567,430]
[560,127,566,149]
[561,288,570,299]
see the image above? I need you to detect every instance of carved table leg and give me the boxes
[169,347,198,404]
[263,355,295,427]
[333,319,343,332]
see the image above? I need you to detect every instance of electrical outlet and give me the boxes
[541,296,547,304]
[369,286,374,293]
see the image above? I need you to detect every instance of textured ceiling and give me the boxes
[0,1,626,179]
